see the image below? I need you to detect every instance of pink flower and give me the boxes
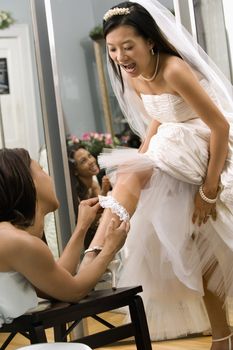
[71,135,79,143]
[97,133,104,141]
[104,133,112,145]
[82,132,91,141]
[93,132,101,140]
[105,138,112,145]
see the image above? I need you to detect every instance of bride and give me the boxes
[81,1,233,348]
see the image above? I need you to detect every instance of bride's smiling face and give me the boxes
[106,25,154,78]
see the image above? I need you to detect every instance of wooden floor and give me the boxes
[0,311,212,350]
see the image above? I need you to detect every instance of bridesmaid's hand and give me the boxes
[101,175,111,196]
[104,219,130,255]
[76,197,101,231]
[192,191,217,226]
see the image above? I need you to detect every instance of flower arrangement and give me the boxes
[67,132,120,158]
[0,11,14,30]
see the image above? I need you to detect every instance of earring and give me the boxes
[151,48,155,55]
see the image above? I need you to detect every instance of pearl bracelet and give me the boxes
[199,185,218,204]
[84,246,103,255]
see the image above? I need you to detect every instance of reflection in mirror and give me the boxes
[0,0,59,258]
[67,142,112,249]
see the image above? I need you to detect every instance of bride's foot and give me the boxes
[84,254,120,290]
[107,259,121,290]
[211,333,233,350]
[80,246,103,269]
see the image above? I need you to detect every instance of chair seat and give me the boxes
[0,286,152,350]
[17,342,92,349]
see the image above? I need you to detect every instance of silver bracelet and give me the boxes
[199,185,218,204]
[84,246,103,255]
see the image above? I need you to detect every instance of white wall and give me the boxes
[0,0,44,147]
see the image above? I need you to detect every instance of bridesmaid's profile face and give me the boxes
[30,160,59,214]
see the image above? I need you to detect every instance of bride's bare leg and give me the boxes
[203,273,232,349]
[82,168,152,265]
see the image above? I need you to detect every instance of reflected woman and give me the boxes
[68,143,111,248]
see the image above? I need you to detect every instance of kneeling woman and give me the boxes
[0,148,128,327]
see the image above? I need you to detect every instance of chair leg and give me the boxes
[0,332,17,350]
[129,295,152,350]
[54,324,67,342]
[29,325,48,344]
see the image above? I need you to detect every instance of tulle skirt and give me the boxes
[98,119,233,340]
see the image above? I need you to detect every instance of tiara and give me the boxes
[103,7,130,22]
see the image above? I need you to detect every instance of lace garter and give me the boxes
[98,195,130,222]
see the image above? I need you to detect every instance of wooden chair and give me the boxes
[17,343,92,349]
[0,286,152,350]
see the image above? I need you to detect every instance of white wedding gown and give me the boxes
[99,79,233,340]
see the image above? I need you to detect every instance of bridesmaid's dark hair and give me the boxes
[67,143,90,204]
[103,1,181,90]
[0,148,36,227]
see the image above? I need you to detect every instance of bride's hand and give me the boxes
[192,191,217,226]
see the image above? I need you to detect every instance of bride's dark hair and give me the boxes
[103,1,181,90]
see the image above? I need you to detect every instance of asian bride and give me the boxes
[81,1,233,349]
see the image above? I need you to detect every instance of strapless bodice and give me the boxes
[0,271,38,327]
[141,79,219,123]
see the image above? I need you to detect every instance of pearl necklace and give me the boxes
[140,51,160,82]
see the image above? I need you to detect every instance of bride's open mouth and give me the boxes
[121,63,136,73]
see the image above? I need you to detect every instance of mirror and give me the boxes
[193,0,233,82]
[44,0,174,225]
[0,0,59,258]
[48,0,174,139]
[222,0,233,81]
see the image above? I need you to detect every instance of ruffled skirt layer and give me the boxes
[98,119,233,340]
